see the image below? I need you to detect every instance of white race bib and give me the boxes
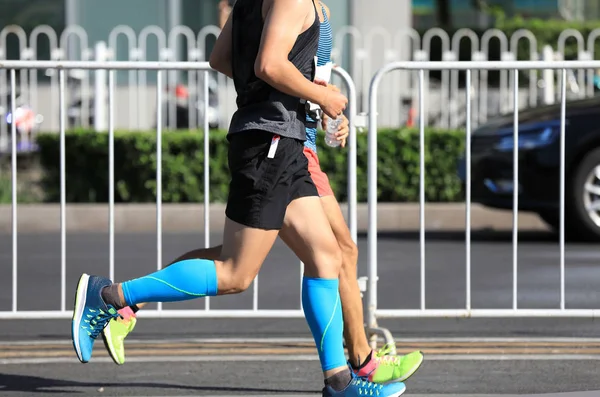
[315,59,333,83]
[308,57,334,113]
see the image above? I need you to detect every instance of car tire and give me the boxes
[537,210,560,233]
[570,147,600,241]
[536,210,578,239]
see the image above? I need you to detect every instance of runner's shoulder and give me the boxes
[320,2,330,18]
[266,0,315,14]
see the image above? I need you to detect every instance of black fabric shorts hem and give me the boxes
[225,130,318,230]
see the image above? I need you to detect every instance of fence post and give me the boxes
[542,45,555,105]
[365,63,399,353]
[94,41,108,131]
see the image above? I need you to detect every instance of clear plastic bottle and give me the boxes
[325,117,342,147]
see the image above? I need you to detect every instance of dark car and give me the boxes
[458,96,600,241]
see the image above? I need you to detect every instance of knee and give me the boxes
[229,275,255,294]
[215,262,256,295]
[339,244,358,283]
[340,238,359,267]
[332,245,344,275]
[305,237,343,279]
[218,273,255,295]
[322,243,344,278]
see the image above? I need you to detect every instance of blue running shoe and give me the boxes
[71,273,119,363]
[322,372,406,397]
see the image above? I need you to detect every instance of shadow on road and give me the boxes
[0,373,318,395]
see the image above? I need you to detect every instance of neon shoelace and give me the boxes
[351,378,383,394]
[374,344,403,366]
[81,308,117,339]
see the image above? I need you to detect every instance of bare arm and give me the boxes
[209,11,234,79]
[254,0,329,106]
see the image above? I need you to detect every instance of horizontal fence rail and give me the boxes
[367,60,600,348]
[0,60,357,320]
[6,59,600,70]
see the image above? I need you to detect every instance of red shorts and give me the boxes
[303,147,334,197]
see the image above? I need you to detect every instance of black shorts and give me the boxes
[225,130,318,230]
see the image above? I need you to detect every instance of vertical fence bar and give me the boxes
[156,70,163,312]
[108,69,115,282]
[203,70,211,311]
[60,69,67,312]
[188,69,197,128]
[560,68,567,310]
[334,67,358,243]
[49,71,58,134]
[465,69,472,311]
[10,69,17,312]
[367,66,380,331]
[168,70,177,132]
[137,70,143,130]
[512,69,519,311]
[253,276,259,311]
[0,71,6,153]
[419,68,426,311]
[128,70,136,131]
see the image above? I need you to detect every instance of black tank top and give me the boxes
[227,0,320,140]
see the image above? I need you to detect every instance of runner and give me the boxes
[70,0,407,396]
[101,0,424,386]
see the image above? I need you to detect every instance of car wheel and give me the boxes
[571,147,600,241]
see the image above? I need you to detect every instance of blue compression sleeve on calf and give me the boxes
[302,277,347,372]
[121,259,218,306]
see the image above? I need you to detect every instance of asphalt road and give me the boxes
[2,231,600,396]
[2,358,600,396]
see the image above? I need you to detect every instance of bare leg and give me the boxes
[319,195,372,367]
[134,198,368,366]
[75,216,279,367]
[215,218,279,294]
[108,218,278,307]
[278,196,345,379]
[137,195,370,367]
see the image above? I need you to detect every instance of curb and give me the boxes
[0,203,550,233]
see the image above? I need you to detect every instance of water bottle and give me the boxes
[325,117,342,147]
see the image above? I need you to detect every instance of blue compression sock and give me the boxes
[302,277,347,372]
[121,259,218,306]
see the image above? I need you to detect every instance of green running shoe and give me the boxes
[102,306,137,365]
[351,344,424,384]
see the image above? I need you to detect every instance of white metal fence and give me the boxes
[367,59,600,351]
[2,54,600,350]
[0,60,358,320]
[2,24,600,152]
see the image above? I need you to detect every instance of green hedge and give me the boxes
[35,128,466,203]
[0,174,38,204]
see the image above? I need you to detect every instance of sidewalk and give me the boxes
[0,203,549,233]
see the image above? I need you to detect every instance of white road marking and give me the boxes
[3,353,600,365]
[6,336,600,346]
